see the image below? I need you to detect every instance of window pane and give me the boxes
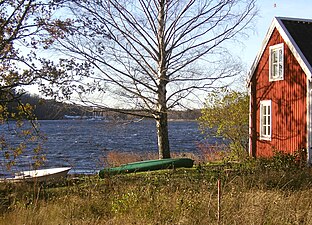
[272,50,278,63]
[279,49,283,62]
[267,125,270,135]
[267,106,270,136]
[273,64,278,77]
[263,106,267,125]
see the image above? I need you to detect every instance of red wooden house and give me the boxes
[248,17,312,163]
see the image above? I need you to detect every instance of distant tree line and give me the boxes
[8,93,201,121]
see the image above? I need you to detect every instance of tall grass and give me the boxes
[1,153,312,224]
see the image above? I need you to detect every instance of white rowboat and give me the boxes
[1,167,71,183]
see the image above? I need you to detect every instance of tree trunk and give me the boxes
[156,0,170,159]
[156,111,171,159]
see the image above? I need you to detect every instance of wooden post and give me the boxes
[217,179,221,224]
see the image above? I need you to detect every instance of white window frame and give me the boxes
[269,43,284,81]
[260,100,272,140]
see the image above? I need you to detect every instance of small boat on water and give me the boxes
[99,158,194,178]
[0,167,71,183]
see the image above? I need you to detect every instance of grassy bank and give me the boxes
[1,158,312,224]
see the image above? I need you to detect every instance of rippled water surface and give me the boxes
[0,119,215,175]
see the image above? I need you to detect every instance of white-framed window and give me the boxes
[269,43,284,81]
[260,100,272,140]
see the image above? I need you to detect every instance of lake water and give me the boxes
[0,119,219,175]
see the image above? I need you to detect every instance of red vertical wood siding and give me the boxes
[250,28,307,157]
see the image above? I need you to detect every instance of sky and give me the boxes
[242,0,312,69]
[23,0,312,106]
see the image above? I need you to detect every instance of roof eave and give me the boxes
[247,18,278,86]
[275,17,312,80]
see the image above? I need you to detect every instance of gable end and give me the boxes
[248,17,312,83]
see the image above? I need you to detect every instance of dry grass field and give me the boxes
[1,152,312,225]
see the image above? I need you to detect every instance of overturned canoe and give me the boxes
[99,158,194,177]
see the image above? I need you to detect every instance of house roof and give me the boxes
[248,17,312,82]
[282,19,312,66]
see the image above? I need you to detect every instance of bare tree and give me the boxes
[49,0,257,159]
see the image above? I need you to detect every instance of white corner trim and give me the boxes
[307,83,312,164]
[248,85,252,156]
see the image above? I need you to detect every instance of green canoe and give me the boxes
[99,158,194,178]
